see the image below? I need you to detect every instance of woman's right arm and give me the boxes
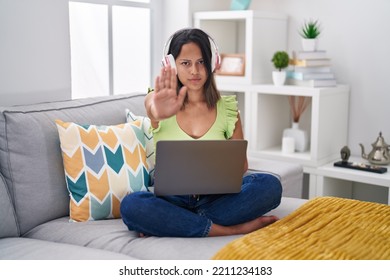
[145,66,187,129]
[144,92,160,129]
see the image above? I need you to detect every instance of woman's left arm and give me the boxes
[230,113,248,173]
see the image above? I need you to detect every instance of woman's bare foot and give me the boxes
[208,215,279,237]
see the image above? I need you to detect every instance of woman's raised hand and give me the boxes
[149,66,187,121]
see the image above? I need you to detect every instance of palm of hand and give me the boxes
[152,67,187,120]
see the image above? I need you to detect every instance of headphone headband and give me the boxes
[162,28,220,72]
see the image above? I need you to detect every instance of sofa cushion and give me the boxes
[0,237,135,260]
[23,197,307,259]
[0,93,147,235]
[24,216,240,260]
[0,172,19,237]
[56,119,150,222]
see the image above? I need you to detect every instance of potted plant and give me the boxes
[299,19,321,51]
[271,51,289,86]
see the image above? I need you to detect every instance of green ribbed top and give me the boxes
[152,95,238,145]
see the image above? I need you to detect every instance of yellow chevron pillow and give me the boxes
[56,118,151,222]
[126,110,155,179]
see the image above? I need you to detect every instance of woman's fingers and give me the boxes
[164,68,170,88]
[156,66,177,93]
[170,67,177,89]
[162,66,174,89]
[157,66,166,92]
[160,67,167,91]
[154,76,160,93]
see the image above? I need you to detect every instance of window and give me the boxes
[112,5,150,95]
[69,0,153,99]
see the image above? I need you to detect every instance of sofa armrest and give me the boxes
[0,172,19,238]
[248,157,303,198]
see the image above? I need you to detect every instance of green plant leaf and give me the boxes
[300,19,321,39]
[271,51,289,71]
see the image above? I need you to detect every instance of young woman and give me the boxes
[120,28,282,237]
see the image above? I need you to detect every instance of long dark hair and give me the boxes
[167,28,220,108]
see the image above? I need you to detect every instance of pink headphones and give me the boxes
[162,29,221,72]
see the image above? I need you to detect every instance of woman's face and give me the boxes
[175,42,208,93]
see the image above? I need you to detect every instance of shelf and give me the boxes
[309,157,390,205]
[193,10,287,21]
[249,84,349,96]
[315,157,390,187]
[194,10,287,84]
[218,84,350,168]
[253,85,349,167]
[217,83,350,96]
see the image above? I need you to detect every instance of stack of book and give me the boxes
[287,50,336,87]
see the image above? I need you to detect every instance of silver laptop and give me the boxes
[153,140,247,196]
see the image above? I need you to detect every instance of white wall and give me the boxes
[161,0,229,43]
[0,0,71,106]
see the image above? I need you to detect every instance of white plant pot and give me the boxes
[272,71,286,86]
[301,38,318,51]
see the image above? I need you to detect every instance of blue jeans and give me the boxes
[120,173,282,237]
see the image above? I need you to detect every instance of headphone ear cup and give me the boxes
[211,51,219,72]
[211,53,216,72]
[214,52,221,72]
[162,54,177,73]
[162,35,173,67]
[209,37,220,72]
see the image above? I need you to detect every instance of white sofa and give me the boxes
[0,93,306,260]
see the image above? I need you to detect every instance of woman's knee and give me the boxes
[246,173,282,199]
[120,191,152,220]
[266,174,283,195]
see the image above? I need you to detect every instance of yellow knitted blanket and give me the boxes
[213,197,390,260]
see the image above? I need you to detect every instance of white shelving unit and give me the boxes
[194,10,287,85]
[306,156,390,205]
[218,84,350,168]
[218,83,350,199]
[192,10,384,204]
[248,84,350,168]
